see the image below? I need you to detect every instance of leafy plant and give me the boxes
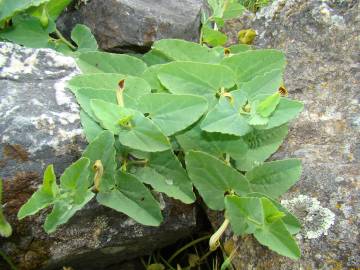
[0,178,12,238]
[2,0,304,263]
[0,0,97,53]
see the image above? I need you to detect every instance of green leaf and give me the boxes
[71,24,98,52]
[0,0,50,23]
[80,110,104,143]
[140,64,168,92]
[185,151,250,210]
[0,178,12,237]
[246,192,301,234]
[0,15,53,48]
[157,61,236,103]
[227,44,252,54]
[142,49,171,66]
[82,130,116,188]
[60,157,91,204]
[68,74,151,98]
[202,26,227,47]
[225,195,300,259]
[232,125,289,171]
[97,172,163,226]
[90,100,170,152]
[29,0,72,20]
[221,50,286,84]
[44,191,94,233]
[265,98,304,129]
[257,92,281,117]
[18,165,58,219]
[132,150,195,204]
[246,159,302,198]
[223,2,245,20]
[152,39,222,63]
[76,51,147,75]
[239,69,283,102]
[200,90,252,136]
[137,93,208,136]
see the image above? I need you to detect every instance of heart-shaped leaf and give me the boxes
[71,24,98,52]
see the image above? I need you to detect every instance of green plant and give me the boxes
[0,178,12,238]
[0,0,97,53]
[1,0,304,262]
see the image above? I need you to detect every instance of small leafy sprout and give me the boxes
[92,160,104,193]
[117,115,133,128]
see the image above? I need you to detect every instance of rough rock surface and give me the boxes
[0,42,197,270]
[210,0,360,269]
[57,0,205,52]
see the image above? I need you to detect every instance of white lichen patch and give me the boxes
[1,50,39,78]
[281,194,335,239]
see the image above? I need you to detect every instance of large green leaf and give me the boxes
[80,110,104,143]
[152,39,222,63]
[44,191,94,233]
[157,61,236,103]
[132,150,195,204]
[265,98,304,129]
[90,100,170,152]
[18,165,58,219]
[137,93,208,136]
[225,195,300,259]
[246,159,302,198]
[60,157,91,204]
[221,50,286,85]
[0,15,53,48]
[0,0,49,23]
[71,24,98,52]
[0,178,12,237]
[82,130,116,188]
[200,90,252,136]
[76,51,147,75]
[232,125,289,171]
[227,44,252,54]
[239,69,283,102]
[185,151,250,210]
[97,172,163,226]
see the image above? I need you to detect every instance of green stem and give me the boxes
[0,250,17,270]
[55,28,76,50]
[159,255,176,270]
[168,234,211,264]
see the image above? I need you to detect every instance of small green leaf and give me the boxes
[97,172,163,226]
[0,15,53,48]
[76,51,147,75]
[133,150,195,204]
[185,151,250,210]
[137,93,208,136]
[201,90,252,136]
[246,159,302,198]
[202,26,227,47]
[71,24,98,52]
[157,61,236,103]
[90,100,170,152]
[80,110,104,143]
[0,178,12,237]
[257,92,281,117]
[221,50,286,85]
[18,165,58,219]
[152,39,222,63]
[44,191,94,233]
[60,157,91,204]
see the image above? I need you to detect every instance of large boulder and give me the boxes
[57,0,206,52]
[0,42,197,270]
[211,0,360,269]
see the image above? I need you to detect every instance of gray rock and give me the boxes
[57,0,206,52]
[0,42,197,270]
[211,0,360,269]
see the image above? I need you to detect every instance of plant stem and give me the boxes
[159,255,176,270]
[168,234,211,264]
[55,28,76,50]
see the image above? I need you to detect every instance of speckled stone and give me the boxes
[210,0,360,269]
[0,42,197,270]
[57,0,206,52]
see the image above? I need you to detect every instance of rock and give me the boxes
[57,0,206,52]
[0,42,197,270]
[211,0,360,269]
